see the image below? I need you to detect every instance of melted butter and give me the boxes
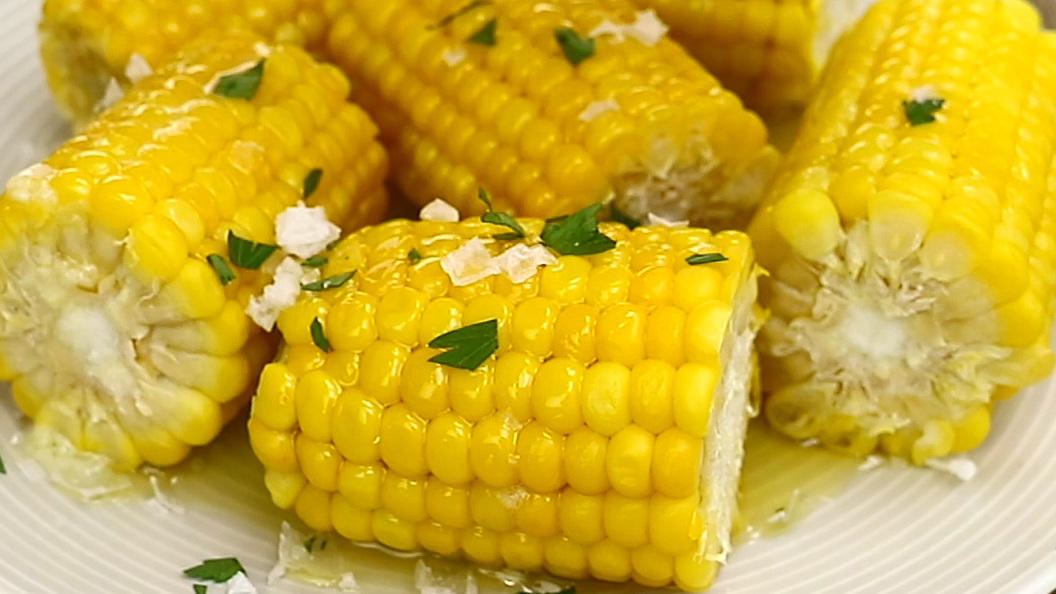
[735,420,864,543]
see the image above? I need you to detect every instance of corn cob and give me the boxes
[0,32,388,470]
[247,213,761,590]
[748,0,1056,463]
[631,0,879,113]
[40,0,779,230]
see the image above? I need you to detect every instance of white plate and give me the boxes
[1,2,1056,593]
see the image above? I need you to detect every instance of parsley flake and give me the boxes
[478,188,525,240]
[428,319,499,370]
[409,248,422,263]
[555,28,595,65]
[207,254,236,285]
[311,317,332,353]
[303,254,328,268]
[902,98,944,126]
[0,453,5,475]
[477,187,493,210]
[430,0,489,29]
[182,557,246,583]
[303,168,323,199]
[227,231,278,270]
[686,253,728,265]
[213,60,265,100]
[610,203,641,229]
[468,18,498,46]
[541,203,616,255]
[302,271,355,292]
[193,585,207,594]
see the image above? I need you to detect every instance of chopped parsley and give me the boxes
[303,168,323,199]
[902,98,944,126]
[0,453,5,474]
[686,253,729,265]
[227,231,278,270]
[555,28,595,65]
[303,254,328,268]
[478,188,525,240]
[429,0,489,29]
[610,203,641,229]
[409,248,422,263]
[468,18,498,46]
[182,557,246,583]
[428,319,499,370]
[206,254,236,285]
[311,317,332,353]
[541,203,616,255]
[213,60,265,100]
[193,585,207,594]
[304,535,329,553]
[302,271,355,292]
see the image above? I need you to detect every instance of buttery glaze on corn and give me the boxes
[749,0,1056,463]
[248,219,761,591]
[0,33,387,469]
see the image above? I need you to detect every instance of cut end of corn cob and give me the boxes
[635,0,879,113]
[248,217,762,590]
[750,0,1056,463]
[0,33,388,470]
[40,0,778,230]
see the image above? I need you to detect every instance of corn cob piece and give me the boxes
[40,0,779,229]
[631,0,879,113]
[247,213,762,590]
[749,0,1056,463]
[0,32,388,470]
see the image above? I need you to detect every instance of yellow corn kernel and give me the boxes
[337,462,384,510]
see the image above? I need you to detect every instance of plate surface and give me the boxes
[1,2,1055,593]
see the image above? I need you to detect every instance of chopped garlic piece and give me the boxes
[578,98,620,122]
[100,78,124,110]
[925,456,977,482]
[858,455,885,472]
[276,202,342,259]
[225,572,258,594]
[420,198,461,222]
[494,244,557,283]
[441,47,467,66]
[247,258,320,330]
[910,85,941,102]
[338,574,358,591]
[441,238,500,286]
[124,53,153,83]
[5,163,58,204]
[415,560,454,594]
[647,212,689,227]
[590,10,668,46]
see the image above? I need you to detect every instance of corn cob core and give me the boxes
[0,33,388,470]
[247,219,761,590]
[632,0,879,113]
[748,0,1056,463]
[39,0,779,230]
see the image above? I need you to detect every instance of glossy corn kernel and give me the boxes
[632,0,880,113]
[750,0,1056,464]
[249,217,763,590]
[0,33,388,470]
[40,0,778,229]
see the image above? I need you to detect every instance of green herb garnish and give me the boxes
[610,203,641,229]
[541,203,616,255]
[227,231,278,270]
[428,319,499,370]
[409,248,422,263]
[304,536,317,553]
[902,98,944,126]
[303,254,328,268]
[686,253,728,265]
[303,168,323,199]
[555,28,595,65]
[430,0,489,29]
[213,60,265,100]
[182,558,246,583]
[311,317,332,353]
[478,188,526,240]
[0,453,5,475]
[193,585,207,594]
[206,254,236,285]
[468,18,498,45]
[302,271,355,292]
